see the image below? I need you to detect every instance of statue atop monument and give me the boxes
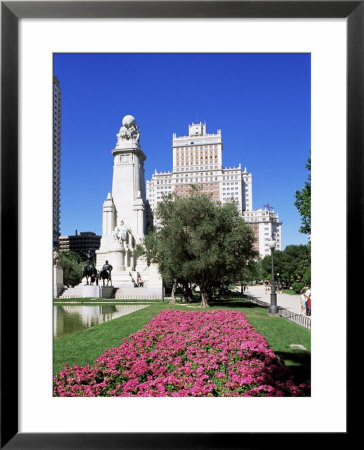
[53,249,60,267]
[112,219,128,243]
[115,115,140,149]
[95,112,162,296]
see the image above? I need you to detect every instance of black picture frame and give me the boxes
[1,1,359,448]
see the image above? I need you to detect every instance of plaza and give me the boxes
[52,55,311,400]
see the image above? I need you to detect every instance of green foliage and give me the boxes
[291,282,304,294]
[303,265,311,286]
[295,151,311,235]
[240,259,265,283]
[259,245,310,288]
[58,251,84,287]
[138,193,257,306]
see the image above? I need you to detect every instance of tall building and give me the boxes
[59,231,101,258]
[146,121,282,259]
[53,76,61,249]
[147,122,253,212]
[243,208,282,257]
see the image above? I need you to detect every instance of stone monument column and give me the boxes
[102,193,116,237]
[53,250,64,297]
[111,115,146,243]
[96,114,162,295]
[96,115,147,286]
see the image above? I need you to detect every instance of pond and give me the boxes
[53,304,147,338]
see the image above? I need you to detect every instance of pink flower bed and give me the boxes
[54,310,310,397]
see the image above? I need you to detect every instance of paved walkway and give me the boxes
[243,285,306,315]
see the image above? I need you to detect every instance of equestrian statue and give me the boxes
[82,258,97,286]
[99,260,113,286]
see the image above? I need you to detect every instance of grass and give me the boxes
[53,297,311,384]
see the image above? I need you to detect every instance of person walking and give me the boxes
[305,288,311,316]
[300,288,306,315]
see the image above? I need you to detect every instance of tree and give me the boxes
[295,151,311,235]
[303,265,311,286]
[260,245,310,288]
[239,259,264,286]
[138,192,257,307]
[58,251,84,287]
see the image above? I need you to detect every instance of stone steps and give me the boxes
[57,284,163,300]
[58,284,83,299]
[114,287,162,299]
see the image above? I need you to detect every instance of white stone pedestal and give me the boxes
[82,285,100,298]
[53,266,64,298]
[137,262,163,297]
[81,285,115,298]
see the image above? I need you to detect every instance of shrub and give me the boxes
[291,282,304,294]
[59,251,84,286]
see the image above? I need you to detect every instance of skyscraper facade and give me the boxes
[146,121,282,258]
[147,122,253,212]
[243,209,282,257]
[59,231,101,258]
[53,76,61,249]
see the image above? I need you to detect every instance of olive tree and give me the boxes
[137,192,257,307]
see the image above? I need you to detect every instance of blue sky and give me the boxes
[54,53,310,249]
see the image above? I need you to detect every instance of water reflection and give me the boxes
[53,304,147,338]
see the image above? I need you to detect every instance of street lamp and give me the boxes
[268,239,279,314]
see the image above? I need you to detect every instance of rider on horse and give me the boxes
[99,260,113,286]
[102,260,113,273]
[82,258,97,285]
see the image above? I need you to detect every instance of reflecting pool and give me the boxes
[53,304,147,338]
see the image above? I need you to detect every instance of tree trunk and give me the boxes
[169,280,177,305]
[200,290,210,308]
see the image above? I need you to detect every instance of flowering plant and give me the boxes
[54,310,310,397]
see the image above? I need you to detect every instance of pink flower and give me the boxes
[54,310,310,398]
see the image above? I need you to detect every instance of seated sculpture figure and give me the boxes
[112,219,127,243]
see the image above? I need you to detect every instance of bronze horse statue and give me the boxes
[99,268,112,286]
[82,261,97,285]
[98,260,113,286]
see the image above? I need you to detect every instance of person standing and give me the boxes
[300,288,306,315]
[305,288,311,316]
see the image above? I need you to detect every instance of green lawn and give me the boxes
[53,297,311,384]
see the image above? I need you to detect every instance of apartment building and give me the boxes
[53,76,61,248]
[147,122,253,212]
[59,231,101,258]
[146,121,282,259]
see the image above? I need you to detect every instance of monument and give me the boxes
[53,249,64,297]
[96,115,163,297]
